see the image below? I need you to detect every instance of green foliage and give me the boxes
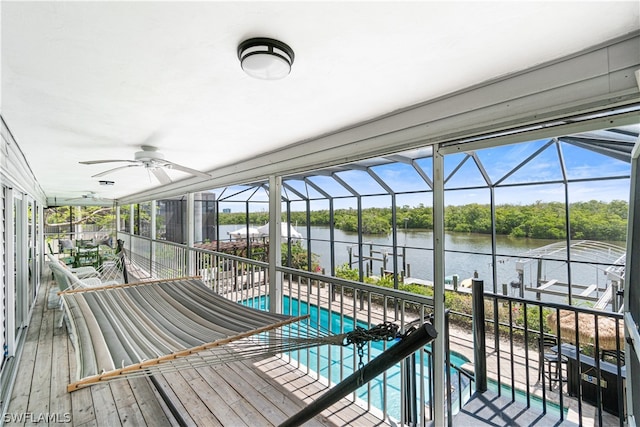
[335,263,360,281]
[45,206,116,232]
[282,241,321,272]
[219,200,627,241]
[445,204,491,233]
[218,211,269,226]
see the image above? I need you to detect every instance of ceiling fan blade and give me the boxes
[91,164,142,178]
[164,160,211,179]
[152,168,172,185]
[80,159,139,165]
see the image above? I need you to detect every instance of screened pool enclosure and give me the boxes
[124,124,636,311]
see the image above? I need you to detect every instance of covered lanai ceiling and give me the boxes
[2,1,639,206]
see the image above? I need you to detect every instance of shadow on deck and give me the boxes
[454,390,578,427]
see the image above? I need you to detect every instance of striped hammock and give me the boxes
[60,277,343,392]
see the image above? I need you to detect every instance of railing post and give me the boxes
[445,310,453,427]
[472,278,487,392]
[403,352,417,427]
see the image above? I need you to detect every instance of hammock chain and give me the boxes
[343,321,400,382]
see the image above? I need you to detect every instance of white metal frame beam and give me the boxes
[432,146,446,424]
[268,175,283,315]
[625,137,640,426]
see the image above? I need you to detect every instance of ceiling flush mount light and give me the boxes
[238,37,294,80]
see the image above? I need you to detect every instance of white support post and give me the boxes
[75,205,82,239]
[624,136,640,426]
[115,204,121,234]
[150,200,157,273]
[186,193,195,276]
[268,175,282,315]
[194,193,203,244]
[129,205,134,236]
[432,146,446,425]
[38,203,44,278]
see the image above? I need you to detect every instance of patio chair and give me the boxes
[58,239,75,265]
[47,254,122,327]
[74,245,100,269]
[537,335,567,391]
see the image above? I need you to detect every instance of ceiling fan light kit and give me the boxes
[135,145,164,163]
[238,37,294,80]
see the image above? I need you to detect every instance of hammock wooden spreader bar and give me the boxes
[58,275,204,295]
[60,277,316,392]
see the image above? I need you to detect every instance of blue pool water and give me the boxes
[242,295,470,421]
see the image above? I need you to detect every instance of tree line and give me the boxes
[218,200,628,241]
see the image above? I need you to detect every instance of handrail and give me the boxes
[118,232,434,307]
[484,291,624,320]
[277,264,434,307]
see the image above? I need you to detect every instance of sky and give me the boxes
[212,135,634,212]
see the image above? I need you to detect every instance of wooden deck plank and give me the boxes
[148,374,197,427]
[181,367,249,427]
[156,371,221,427]
[26,293,53,419]
[180,369,229,426]
[212,364,284,426]
[68,386,96,426]
[109,380,149,426]
[89,384,120,426]
[252,357,386,427]
[225,361,333,427]
[128,377,178,427]
[49,306,73,423]
[6,285,47,420]
[66,291,98,427]
[186,366,251,425]
[227,400,271,427]
[69,388,97,427]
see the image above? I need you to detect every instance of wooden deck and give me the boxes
[4,270,388,426]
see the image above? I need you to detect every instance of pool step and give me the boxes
[453,390,578,426]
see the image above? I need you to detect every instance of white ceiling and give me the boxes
[2,1,639,205]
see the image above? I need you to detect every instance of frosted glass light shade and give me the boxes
[238,38,294,80]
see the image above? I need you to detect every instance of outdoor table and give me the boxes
[553,343,626,416]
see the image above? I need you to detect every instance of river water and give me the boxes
[218,224,624,302]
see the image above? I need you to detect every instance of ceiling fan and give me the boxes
[66,192,112,203]
[80,145,211,184]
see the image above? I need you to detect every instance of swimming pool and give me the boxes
[242,295,470,421]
